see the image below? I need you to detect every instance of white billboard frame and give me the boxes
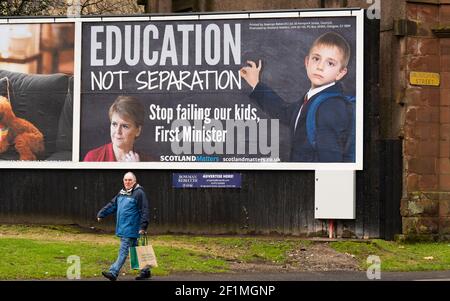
[0,9,364,170]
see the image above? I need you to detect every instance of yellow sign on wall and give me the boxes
[410,72,440,86]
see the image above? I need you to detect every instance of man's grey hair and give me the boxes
[123,171,137,182]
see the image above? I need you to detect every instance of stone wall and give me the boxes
[402,0,450,239]
[402,192,450,239]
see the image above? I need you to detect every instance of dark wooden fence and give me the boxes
[379,140,403,240]
[0,17,402,238]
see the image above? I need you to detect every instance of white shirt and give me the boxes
[294,82,336,133]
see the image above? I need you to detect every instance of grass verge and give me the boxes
[3,224,450,279]
[329,239,450,271]
[0,224,307,280]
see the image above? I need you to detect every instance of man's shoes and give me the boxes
[135,270,151,280]
[102,271,117,281]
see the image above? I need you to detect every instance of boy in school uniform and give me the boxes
[240,32,354,162]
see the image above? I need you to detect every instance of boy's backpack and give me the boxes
[305,92,356,162]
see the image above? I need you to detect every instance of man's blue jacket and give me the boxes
[97,184,149,238]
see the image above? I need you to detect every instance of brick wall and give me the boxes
[439,1,450,238]
[402,0,450,239]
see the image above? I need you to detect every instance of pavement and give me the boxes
[77,270,450,281]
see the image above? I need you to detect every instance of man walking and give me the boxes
[97,171,151,281]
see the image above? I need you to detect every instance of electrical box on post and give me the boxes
[314,170,356,219]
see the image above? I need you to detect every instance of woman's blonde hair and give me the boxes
[108,96,145,128]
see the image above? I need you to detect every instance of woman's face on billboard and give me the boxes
[110,112,141,151]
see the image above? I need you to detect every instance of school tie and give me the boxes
[294,94,309,133]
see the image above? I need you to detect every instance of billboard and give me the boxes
[0,10,364,170]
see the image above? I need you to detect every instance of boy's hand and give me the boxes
[239,60,262,89]
[139,230,146,235]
